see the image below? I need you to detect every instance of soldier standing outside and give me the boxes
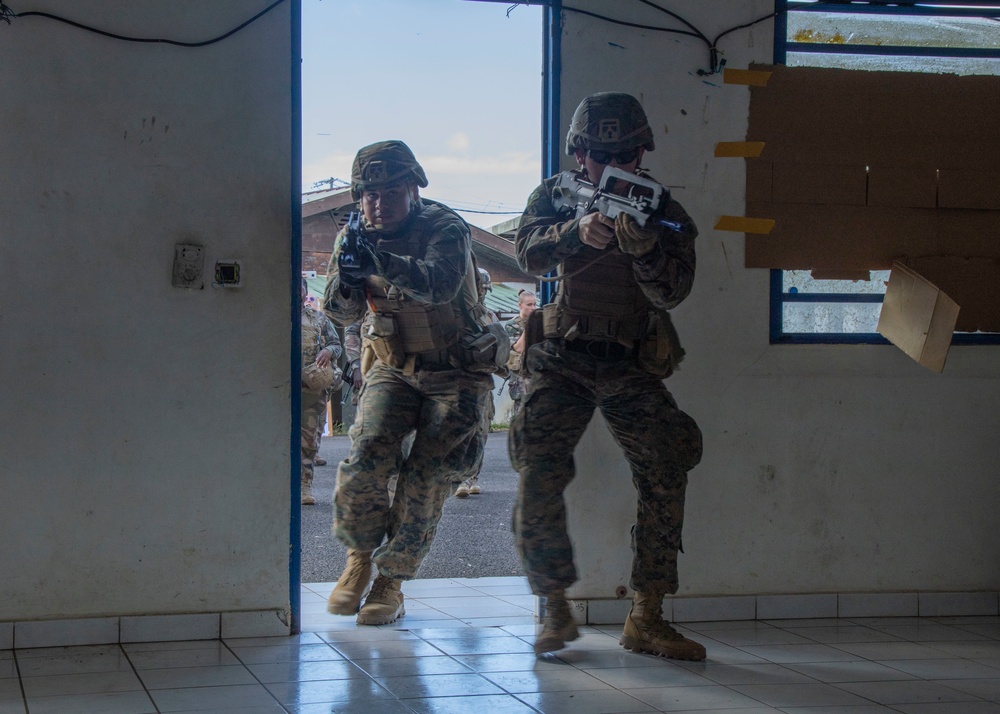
[503,288,537,419]
[509,93,705,659]
[455,268,500,499]
[323,140,504,625]
[300,278,342,505]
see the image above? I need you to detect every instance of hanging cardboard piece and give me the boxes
[876,262,959,373]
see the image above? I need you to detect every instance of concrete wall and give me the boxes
[2,0,996,640]
[559,1,1000,606]
[0,1,295,634]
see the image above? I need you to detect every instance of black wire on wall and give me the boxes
[487,0,1000,75]
[0,0,287,46]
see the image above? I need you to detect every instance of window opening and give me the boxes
[772,1,1000,344]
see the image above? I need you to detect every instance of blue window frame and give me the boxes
[771,0,1000,344]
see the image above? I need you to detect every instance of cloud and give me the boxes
[302,150,540,189]
[447,133,471,152]
[421,152,539,176]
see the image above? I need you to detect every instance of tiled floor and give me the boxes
[3,577,1000,713]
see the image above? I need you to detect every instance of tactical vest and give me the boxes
[544,245,650,345]
[301,310,325,368]
[363,208,492,370]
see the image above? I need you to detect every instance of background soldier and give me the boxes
[323,140,503,625]
[300,278,342,505]
[503,288,537,419]
[454,268,500,499]
[509,93,706,659]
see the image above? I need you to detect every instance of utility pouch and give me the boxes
[458,321,510,374]
[505,349,524,374]
[367,313,406,369]
[517,308,546,375]
[360,342,376,374]
[541,303,562,339]
[637,310,685,378]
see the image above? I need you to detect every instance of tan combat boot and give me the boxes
[301,483,316,506]
[326,549,373,615]
[533,592,579,655]
[620,591,706,661]
[356,574,405,625]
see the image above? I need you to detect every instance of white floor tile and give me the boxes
[21,670,142,698]
[24,689,156,714]
[4,578,1000,713]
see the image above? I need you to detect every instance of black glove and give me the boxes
[338,245,380,290]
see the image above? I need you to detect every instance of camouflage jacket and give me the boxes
[344,320,363,367]
[504,315,526,341]
[515,170,697,312]
[324,199,474,325]
[302,304,341,365]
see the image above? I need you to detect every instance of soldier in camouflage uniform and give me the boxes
[455,268,499,499]
[323,141,502,626]
[342,319,364,407]
[301,278,342,506]
[503,289,537,419]
[509,93,706,660]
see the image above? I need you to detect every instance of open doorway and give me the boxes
[295,0,544,607]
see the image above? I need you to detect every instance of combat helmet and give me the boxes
[350,140,429,200]
[565,92,655,156]
[476,267,492,299]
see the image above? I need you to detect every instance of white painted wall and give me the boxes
[0,1,294,623]
[560,0,1000,601]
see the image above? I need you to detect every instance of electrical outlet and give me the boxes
[215,260,242,288]
[172,243,204,289]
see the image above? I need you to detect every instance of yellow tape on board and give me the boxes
[714,216,775,234]
[714,141,765,158]
[723,68,772,87]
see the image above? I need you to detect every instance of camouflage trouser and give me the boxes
[508,339,703,596]
[301,389,328,488]
[458,392,494,482]
[507,374,530,418]
[334,361,493,579]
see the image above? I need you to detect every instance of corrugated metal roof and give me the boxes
[487,282,522,318]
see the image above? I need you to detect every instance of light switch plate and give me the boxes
[172,243,204,289]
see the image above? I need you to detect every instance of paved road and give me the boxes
[300,431,525,583]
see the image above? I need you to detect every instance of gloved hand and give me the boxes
[338,244,381,290]
[615,213,659,258]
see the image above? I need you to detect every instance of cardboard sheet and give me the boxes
[877,262,959,373]
[740,64,1000,330]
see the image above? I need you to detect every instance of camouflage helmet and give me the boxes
[350,140,428,200]
[477,267,492,295]
[565,92,655,156]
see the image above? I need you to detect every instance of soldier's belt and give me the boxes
[563,338,634,361]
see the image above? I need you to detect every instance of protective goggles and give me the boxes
[586,147,640,165]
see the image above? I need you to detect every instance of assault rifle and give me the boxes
[337,211,370,273]
[551,166,683,232]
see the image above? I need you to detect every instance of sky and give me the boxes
[301,0,544,230]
